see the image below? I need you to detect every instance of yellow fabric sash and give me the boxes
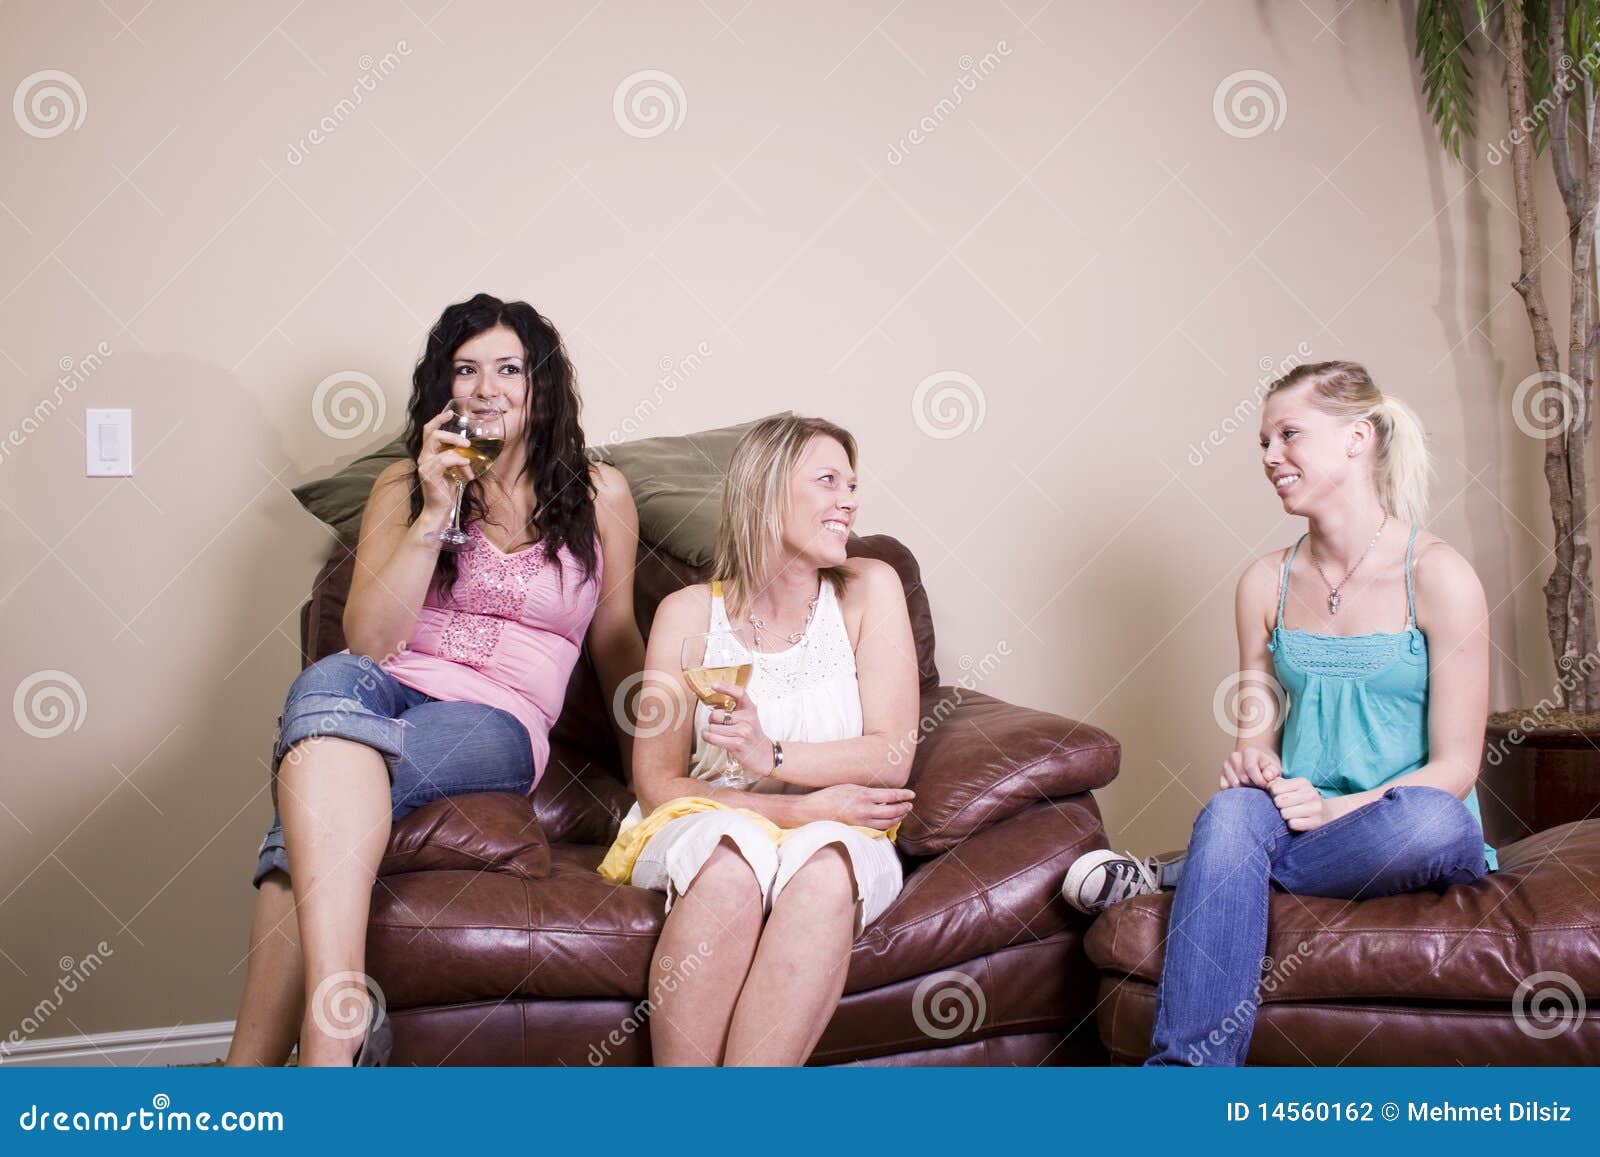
[598,796,897,885]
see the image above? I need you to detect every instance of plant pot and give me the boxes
[1479,721,1600,846]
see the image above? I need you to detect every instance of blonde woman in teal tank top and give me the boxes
[1061,361,1495,1066]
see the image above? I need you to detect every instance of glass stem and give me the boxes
[449,478,465,533]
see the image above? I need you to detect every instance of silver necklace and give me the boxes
[1307,512,1387,616]
[748,594,819,648]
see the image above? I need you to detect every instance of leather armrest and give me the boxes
[848,796,1108,992]
[897,689,1120,856]
[380,792,551,879]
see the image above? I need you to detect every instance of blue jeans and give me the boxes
[1145,784,1490,1066]
[253,652,535,887]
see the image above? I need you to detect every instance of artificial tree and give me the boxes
[1417,0,1600,711]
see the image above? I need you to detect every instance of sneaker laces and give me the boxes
[1100,852,1161,904]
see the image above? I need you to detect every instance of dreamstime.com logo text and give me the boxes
[0,341,113,468]
[886,41,1013,165]
[287,41,413,165]
[1186,342,1313,467]
[1484,649,1600,766]
[1486,42,1600,165]
[1,942,114,1057]
[603,341,712,444]
[587,941,713,1064]
[1183,939,1318,1064]
[16,1095,283,1133]
[888,640,1011,767]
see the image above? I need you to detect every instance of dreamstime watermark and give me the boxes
[885,41,1013,165]
[278,651,407,768]
[286,41,412,165]
[13,69,86,138]
[1212,69,1287,139]
[1212,669,1288,740]
[0,341,113,468]
[610,668,695,741]
[308,970,385,1041]
[603,341,712,444]
[912,370,986,439]
[0,941,114,1056]
[888,640,1012,768]
[586,941,713,1064]
[16,1094,283,1133]
[912,969,986,1040]
[1486,43,1600,165]
[1484,648,1600,766]
[13,670,87,739]
[1186,342,1313,467]
[310,369,387,440]
[1511,970,1586,1039]
[1510,369,1586,440]
[1183,939,1317,1064]
[613,70,687,138]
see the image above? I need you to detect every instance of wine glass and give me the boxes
[681,627,755,787]
[427,399,505,553]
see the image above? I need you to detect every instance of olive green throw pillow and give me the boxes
[588,413,788,566]
[292,413,788,565]
[290,434,408,545]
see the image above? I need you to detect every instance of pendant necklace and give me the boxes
[1308,512,1387,616]
[748,593,819,648]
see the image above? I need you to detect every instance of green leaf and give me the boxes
[1416,0,1479,158]
[1525,0,1552,153]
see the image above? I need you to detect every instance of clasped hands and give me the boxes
[1219,748,1331,832]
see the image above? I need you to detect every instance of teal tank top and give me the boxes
[1266,524,1497,870]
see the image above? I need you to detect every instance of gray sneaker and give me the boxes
[1061,849,1164,914]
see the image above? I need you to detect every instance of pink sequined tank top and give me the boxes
[378,520,602,788]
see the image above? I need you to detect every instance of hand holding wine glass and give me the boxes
[415,406,474,515]
[421,400,506,553]
[683,628,760,787]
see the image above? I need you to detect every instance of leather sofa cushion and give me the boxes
[381,793,550,880]
[532,742,634,847]
[367,796,1107,1009]
[1085,819,1600,1003]
[1096,977,1600,1065]
[897,690,1120,856]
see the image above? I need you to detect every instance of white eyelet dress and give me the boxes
[623,579,904,936]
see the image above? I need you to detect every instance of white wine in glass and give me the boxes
[428,399,506,553]
[682,628,755,787]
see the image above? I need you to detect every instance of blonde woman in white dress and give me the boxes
[600,415,919,1066]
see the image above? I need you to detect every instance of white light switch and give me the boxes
[86,409,132,476]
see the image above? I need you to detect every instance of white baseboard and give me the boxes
[0,1020,236,1067]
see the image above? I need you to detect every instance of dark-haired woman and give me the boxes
[225,295,644,1066]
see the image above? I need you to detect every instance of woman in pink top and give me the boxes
[226,295,645,1066]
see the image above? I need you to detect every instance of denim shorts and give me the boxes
[253,651,534,887]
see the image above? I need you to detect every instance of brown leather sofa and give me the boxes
[1086,819,1600,1064]
[297,533,1120,1065]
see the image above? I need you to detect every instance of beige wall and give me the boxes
[0,0,1557,1041]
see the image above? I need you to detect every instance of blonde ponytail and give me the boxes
[1370,394,1432,526]
[1267,360,1432,525]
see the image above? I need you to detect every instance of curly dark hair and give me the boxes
[404,293,598,595]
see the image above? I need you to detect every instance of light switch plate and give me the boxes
[86,408,132,476]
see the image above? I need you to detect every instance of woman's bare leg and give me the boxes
[724,846,856,1066]
[647,842,764,1066]
[276,737,392,1067]
[224,871,304,1066]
